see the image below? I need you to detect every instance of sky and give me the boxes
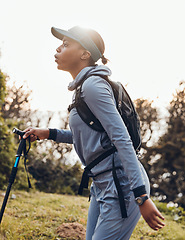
[1,0,185,119]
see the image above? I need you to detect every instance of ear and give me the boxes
[81,50,91,60]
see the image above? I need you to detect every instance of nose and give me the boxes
[55,46,60,58]
[56,45,61,53]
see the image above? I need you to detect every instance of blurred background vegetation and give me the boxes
[0,66,185,209]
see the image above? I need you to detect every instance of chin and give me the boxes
[57,65,68,71]
[57,65,63,70]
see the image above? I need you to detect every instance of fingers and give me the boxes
[23,128,35,139]
[155,219,165,229]
[147,211,165,231]
[140,198,165,231]
[154,209,165,228]
[19,127,39,142]
[17,127,48,141]
[30,135,39,142]
[157,211,165,220]
[18,128,29,140]
[145,218,163,231]
[149,219,165,231]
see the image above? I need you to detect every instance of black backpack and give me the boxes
[68,74,141,152]
[68,73,142,218]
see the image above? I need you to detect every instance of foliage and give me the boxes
[29,111,73,164]
[1,81,31,121]
[0,70,36,190]
[28,158,83,194]
[0,70,6,107]
[135,98,159,146]
[155,201,185,223]
[25,111,76,193]
[146,81,185,208]
[0,70,15,189]
[0,73,74,193]
[134,98,161,177]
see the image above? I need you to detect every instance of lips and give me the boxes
[55,57,58,63]
[54,54,58,62]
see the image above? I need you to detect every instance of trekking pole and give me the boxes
[0,128,27,224]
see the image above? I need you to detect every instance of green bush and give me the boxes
[155,200,185,224]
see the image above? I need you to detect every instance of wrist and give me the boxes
[135,195,149,206]
[48,128,57,140]
[44,129,50,139]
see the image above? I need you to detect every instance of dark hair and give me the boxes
[86,29,109,65]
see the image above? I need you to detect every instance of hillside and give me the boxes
[0,191,185,239]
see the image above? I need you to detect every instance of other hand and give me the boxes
[139,197,165,231]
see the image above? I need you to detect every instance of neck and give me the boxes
[69,62,91,79]
[70,68,83,79]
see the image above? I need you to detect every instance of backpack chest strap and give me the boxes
[78,146,117,195]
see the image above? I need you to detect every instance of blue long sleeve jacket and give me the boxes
[51,65,148,198]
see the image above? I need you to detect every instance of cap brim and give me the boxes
[51,26,102,62]
[51,27,78,41]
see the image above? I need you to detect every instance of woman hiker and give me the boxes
[23,26,165,239]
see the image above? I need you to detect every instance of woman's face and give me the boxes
[54,37,84,72]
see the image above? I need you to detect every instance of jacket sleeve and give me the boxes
[82,76,147,197]
[48,128,73,144]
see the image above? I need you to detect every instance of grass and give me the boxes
[0,190,185,239]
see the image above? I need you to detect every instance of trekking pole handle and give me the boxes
[12,127,25,137]
[0,130,26,224]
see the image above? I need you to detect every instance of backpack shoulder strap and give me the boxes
[68,74,111,132]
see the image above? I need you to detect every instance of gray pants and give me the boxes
[86,168,150,240]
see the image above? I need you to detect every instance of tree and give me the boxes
[0,70,15,189]
[28,111,73,165]
[149,81,185,208]
[1,74,76,193]
[27,111,76,193]
[135,98,159,146]
[134,98,160,175]
[2,82,31,121]
[28,158,82,194]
